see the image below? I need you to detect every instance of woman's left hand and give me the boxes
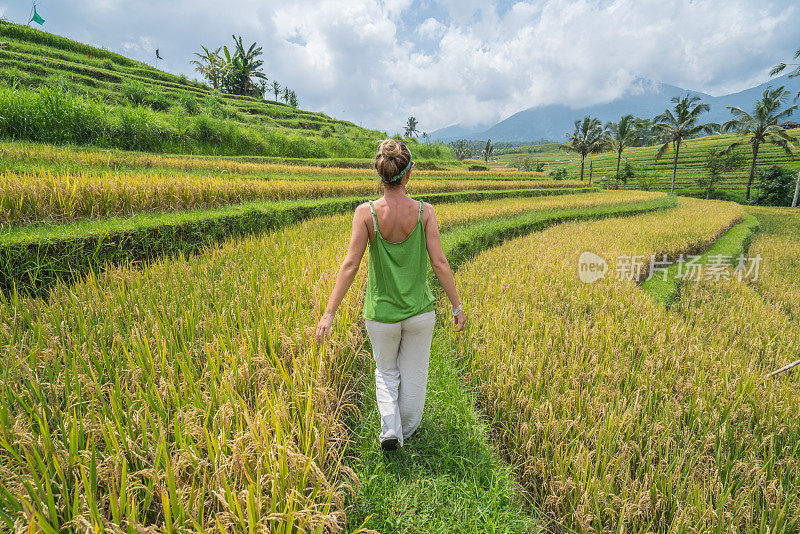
[315,313,334,344]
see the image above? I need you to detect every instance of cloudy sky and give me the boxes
[2,0,798,133]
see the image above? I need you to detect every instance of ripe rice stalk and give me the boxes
[446,198,800,531]
[0,191,657,532]
[0,170,584,227]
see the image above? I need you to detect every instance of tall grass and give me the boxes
[746,206,800,318]
[0,83,382,158]
[446,198,800,531]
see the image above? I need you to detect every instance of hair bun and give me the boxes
[379,139,403,159]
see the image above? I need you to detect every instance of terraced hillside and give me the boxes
[0,22,376,138]
[496,131,800,202]
[0,22,457,160]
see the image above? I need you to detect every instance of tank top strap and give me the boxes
[369,201,378,233]
[417,200,423,223]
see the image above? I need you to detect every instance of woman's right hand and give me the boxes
[453,310,467,332]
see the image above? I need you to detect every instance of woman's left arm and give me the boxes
[315,205,370,343]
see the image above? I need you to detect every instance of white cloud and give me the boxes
[416,17,446,39]
[8,0,798,134]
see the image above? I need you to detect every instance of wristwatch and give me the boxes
[451,302,463,317]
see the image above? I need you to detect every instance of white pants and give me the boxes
[364,310,436,447]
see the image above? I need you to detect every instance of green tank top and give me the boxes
[363,200,436,323]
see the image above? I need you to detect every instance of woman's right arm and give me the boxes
[423,204,467,332]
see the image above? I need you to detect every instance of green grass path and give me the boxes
[341,197,677,533]
[344,327,536,534]
[640,212,760,305]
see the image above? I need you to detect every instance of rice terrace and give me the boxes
[0,1,800,533]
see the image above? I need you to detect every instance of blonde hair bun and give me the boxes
[374,139,412,185]
[379,139,403,159]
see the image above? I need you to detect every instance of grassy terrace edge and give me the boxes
[640,213,760,306]
[440,195,677,274]
[343,195,677,532]
[0,186,595,297]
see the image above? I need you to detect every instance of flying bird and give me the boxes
[156,49,163,60]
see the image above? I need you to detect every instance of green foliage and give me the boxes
[451,140,470,160]
[120,79,169,111]
[618,161,636,187]
[220,35,267,96]
[565,116,604,180]
[404,116,419,137]
[0,66,32,88]
[469,164,489,171]
[203,89,225,117]
[549,167,568,180]
[721,86,799,200]
[697,149,744,199]
[653,94,718,194]
[482,139,494,162]
[177,91,200,114]
[412,140,452,160]
[0,22,143,67]
[0,83,385,158]
[756,165,797,206]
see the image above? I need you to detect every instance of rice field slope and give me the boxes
[495,131,800,202]
[0,22,377,142]
[447,198,800,532]
[0,141,526,173]
[0,184,594,298]
[0,191,664,533]
[746,206,800,319]
[0,171,576,227]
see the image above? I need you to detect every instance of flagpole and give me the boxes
[27,1,35,26]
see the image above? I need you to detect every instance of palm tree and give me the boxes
[482,139,494,163]
[793,169,799,207]
[605,115,639,189]
[271,81,281,101]
[653,95,718,195]
[190,46,223,89]
[404,116,419,137]
[282,87,290,103]
[564,116,604,181]
[405,117,419,137]
[288,90,298,108]
[770,47,800,100]
[720,86,798,201]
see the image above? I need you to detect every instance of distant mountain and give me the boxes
[430,74,800,143]
[427,123,490,140]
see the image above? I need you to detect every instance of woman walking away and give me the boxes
[315,139,467,451]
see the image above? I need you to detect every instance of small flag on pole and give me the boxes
[29,5,45,25]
